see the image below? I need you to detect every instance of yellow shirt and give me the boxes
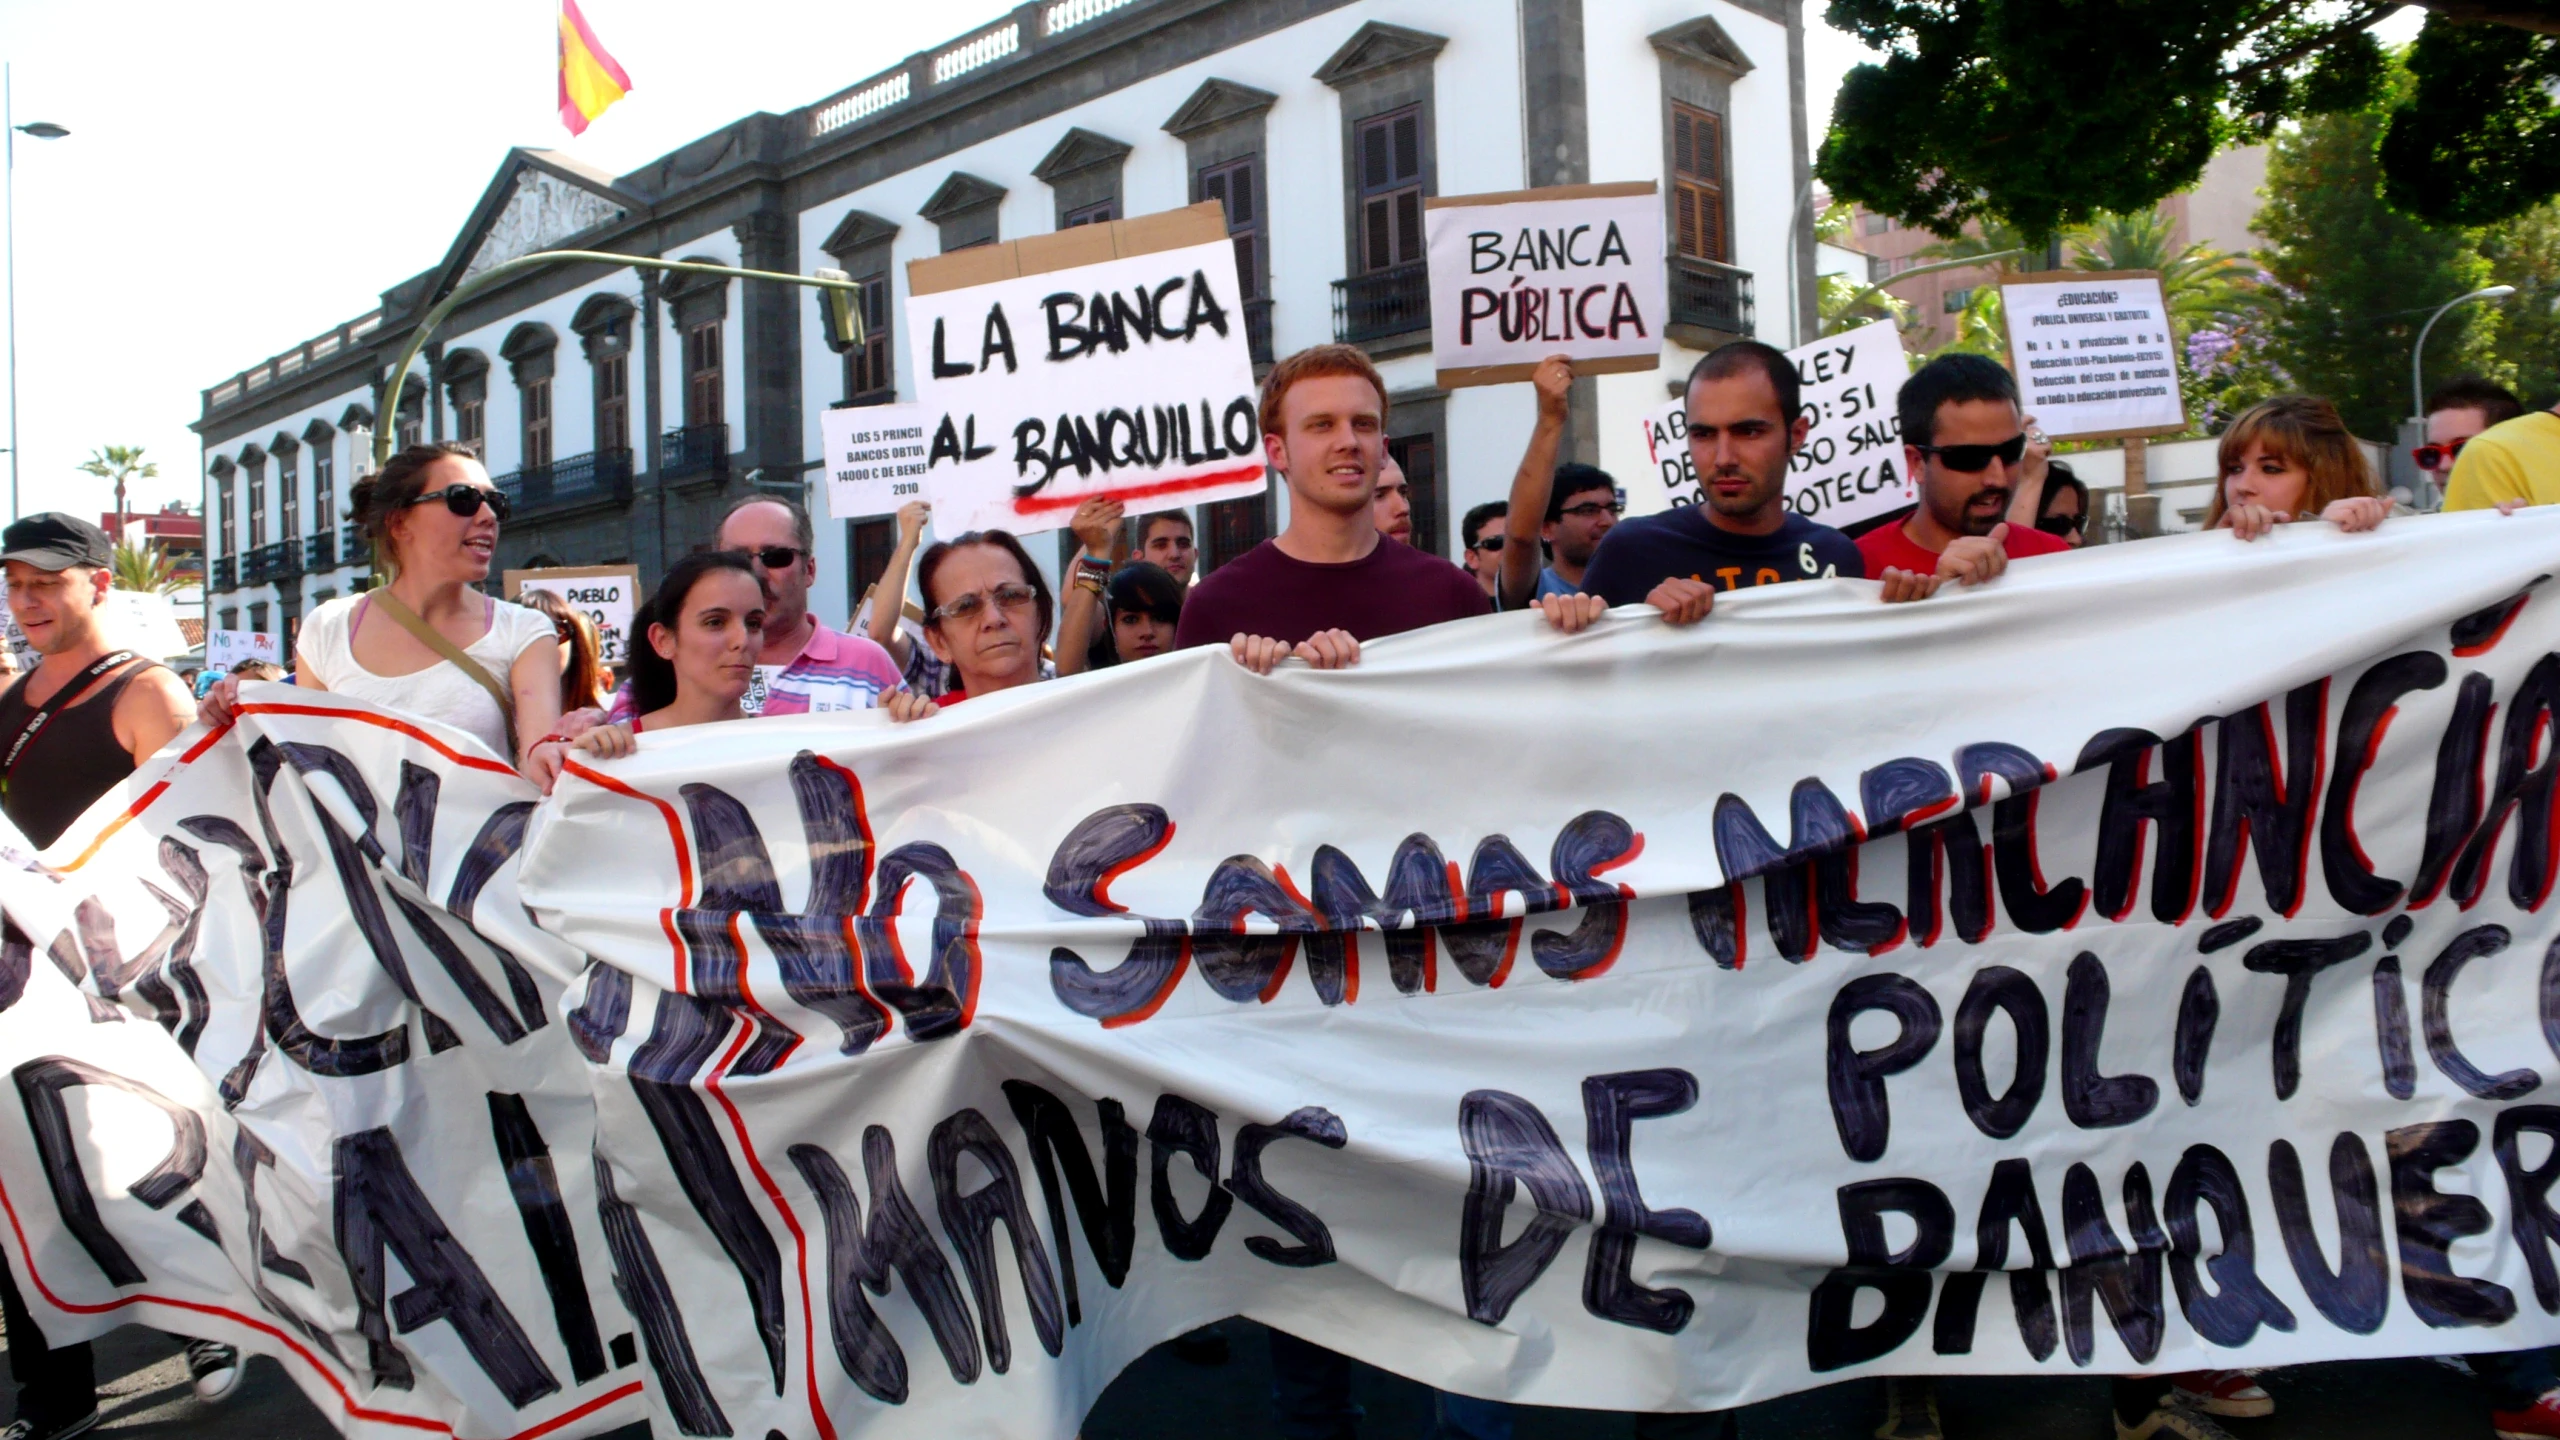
[2443,409,2560,510]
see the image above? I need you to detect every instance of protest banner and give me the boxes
[204,627,282,671]
[904,202,1265,536]
[1631,319,1911,527]
[820,402,934,520]
[1425,182,1665,389]
[9,513,2560,1440]
[2001,269,2187,441]
[508,564,641,666]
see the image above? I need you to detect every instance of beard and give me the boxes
[1703,468,1785,519]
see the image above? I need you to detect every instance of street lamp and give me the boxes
[4,65,68,524]
[2410,284,2516,424]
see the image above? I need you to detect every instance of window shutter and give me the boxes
[1230,161,1255,226]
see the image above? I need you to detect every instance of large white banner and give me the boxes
[8,513,2560,1439]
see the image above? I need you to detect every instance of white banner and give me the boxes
[509,566,641,667]
[9,514,2560,1440]
[1425,184,1665,388]
[1633,320,1912,528]
[906,225,1265,536]
[205,627,283,671]
[2002,270,2186,440]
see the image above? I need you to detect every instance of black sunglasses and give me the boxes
[2035,512,2085,537]
[748,545,806,569]
[408,484,512,521]
[1470,535,1507,553]
[1913,433,2029,473]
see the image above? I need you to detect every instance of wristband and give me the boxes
[535,732,571,748]
[1074,554,1110,576]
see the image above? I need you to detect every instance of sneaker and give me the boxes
[1875,1376,1943,1440]
[185,1338,243,1403]
[2493,1388,2560,1439]
[0,1410,101,1440]
[2117,1393,2240,1440]
[2168,1370,2273,1419]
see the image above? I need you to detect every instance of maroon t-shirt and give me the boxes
[1174,538,1490,650]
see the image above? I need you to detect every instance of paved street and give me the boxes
[7,1319,2520,1439]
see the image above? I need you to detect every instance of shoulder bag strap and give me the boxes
[368,589,518,759]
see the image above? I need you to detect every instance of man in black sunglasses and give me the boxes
[1855,353,2068,584]
[1459,500,1508,599]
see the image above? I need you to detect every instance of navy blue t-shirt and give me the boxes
[1580,507,1864,606]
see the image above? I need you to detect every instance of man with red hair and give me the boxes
[1175,344,1485,668]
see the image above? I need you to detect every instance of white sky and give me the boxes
[8,1,2367,520]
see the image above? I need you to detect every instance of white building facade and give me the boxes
[196,0,1815,637]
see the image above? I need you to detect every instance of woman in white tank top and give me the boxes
[204,445,570,786]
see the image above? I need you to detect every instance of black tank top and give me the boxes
[0,658,160,849]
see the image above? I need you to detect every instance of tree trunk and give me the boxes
[2413,0,2560,36]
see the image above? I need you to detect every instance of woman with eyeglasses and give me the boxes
[914,529,1055,704]
[520,587,614,712]
[203,443,571,785]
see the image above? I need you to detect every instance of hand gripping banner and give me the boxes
[6,511,2560,1440]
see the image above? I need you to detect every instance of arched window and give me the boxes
[441,349,490,457]
[271,432,301,541]
[502,324,560,470]
[240,444,269,550]
[572,294,636,456]
[304,418,339,551]
[209,456,236,563]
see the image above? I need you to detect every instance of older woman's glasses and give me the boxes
[929,582,1037,625]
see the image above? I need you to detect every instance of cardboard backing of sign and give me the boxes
[504,564,641,595]
[907,201,1229,297]
[1435,353,1661,389]
[1998,267,2189,442]
[1421,180,1658,212]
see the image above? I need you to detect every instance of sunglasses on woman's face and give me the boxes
[1913,433,2029,473]
[2035,512,2085,537]
[2411,436,2470,472]
[408,484,512,521]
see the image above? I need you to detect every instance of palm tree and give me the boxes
[2064,209,2259,333]
[76,445,157,540]
[110,540,182,594]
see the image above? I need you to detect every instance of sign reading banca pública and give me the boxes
[1425,182,1666,389]
[2000,269,2187,440]
[904,202,1265,536]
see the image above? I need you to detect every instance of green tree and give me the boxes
[76,445,157,539]
[1818,1,2558,239]
[110,540,181,595]
[2475,201,2560,404]
[2252,70,2494,437]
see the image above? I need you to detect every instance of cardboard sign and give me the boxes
[506,564,641,666]
[821,402,934,519]
[204,628,283,671]
[1631,320,1914,528]
[2000,269,2187,440]
[905,202,1266,536]
[1425,182,1665,389]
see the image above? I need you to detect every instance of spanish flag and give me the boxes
[558,0,632,136]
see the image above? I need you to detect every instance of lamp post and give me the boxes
[2410,284,2515,424]
[4,65,68,524]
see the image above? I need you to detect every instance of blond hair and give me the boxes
[2206,395,2377,528]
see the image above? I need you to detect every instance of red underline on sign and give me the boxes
[0,1161,641,1436]
[1009,462,1267,516]
[705,1017,836,1440]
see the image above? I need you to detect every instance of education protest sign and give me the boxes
[905,202,1265,537]
[1631,319,1911,527]
[820,402,933,520]
[2001,269,2187,440]
[1426,182,1666,389]
[10,513,2560,1440]
[204,627,282,671]
[508,564,641,666]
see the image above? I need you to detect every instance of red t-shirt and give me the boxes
[1856,519,2069,577]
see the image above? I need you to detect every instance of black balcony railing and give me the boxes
[1331,264,1429,346]
[242,541,300,584]
[306,529,335,573]
[662,423,729,481]
[1244,297,1275,367]
[497,448,636,515]
[342,521,365,567]
[1667,256,1754,341]
[211,556,235,591]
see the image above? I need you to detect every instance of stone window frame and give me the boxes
[919,172,1006,254]
[270,431,302,540]
[1165,78,1277,303]
[241,444,269,550]
[209,456,236,560]
[303,419,338,539]
[1651,19,1753,269]
[1386,387,1449,558]
[571,294,636,456]
[441,349,490,457]
[819,211,901,408]
[1315,23,1448,285]
[1033,128,1132,231]
[502,323,560,470]
[664,257,731,433]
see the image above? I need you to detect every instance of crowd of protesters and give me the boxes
[2,330,2557,1440]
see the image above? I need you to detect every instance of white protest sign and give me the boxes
[1426,182,1665,389]
[508,565,641,666]
[1631,320,1913,528]
[906,203,1265,536]
[204,627,282,671]
[821,402,933,519]
[740,663,778,716]
[2001,269,2186,440]
[95,589,192,661]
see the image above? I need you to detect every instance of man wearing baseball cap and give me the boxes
[0,512,235,1435]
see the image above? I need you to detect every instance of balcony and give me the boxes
[497,448,636,517]
[1244,297,1275,368]
[342,521,365,568]
[305,529,336,573]
[211,556,235,591]
[1331,264,1429,348]
[241,541,301,585]
[661,424,729,483]
[1667,256,1754,346]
